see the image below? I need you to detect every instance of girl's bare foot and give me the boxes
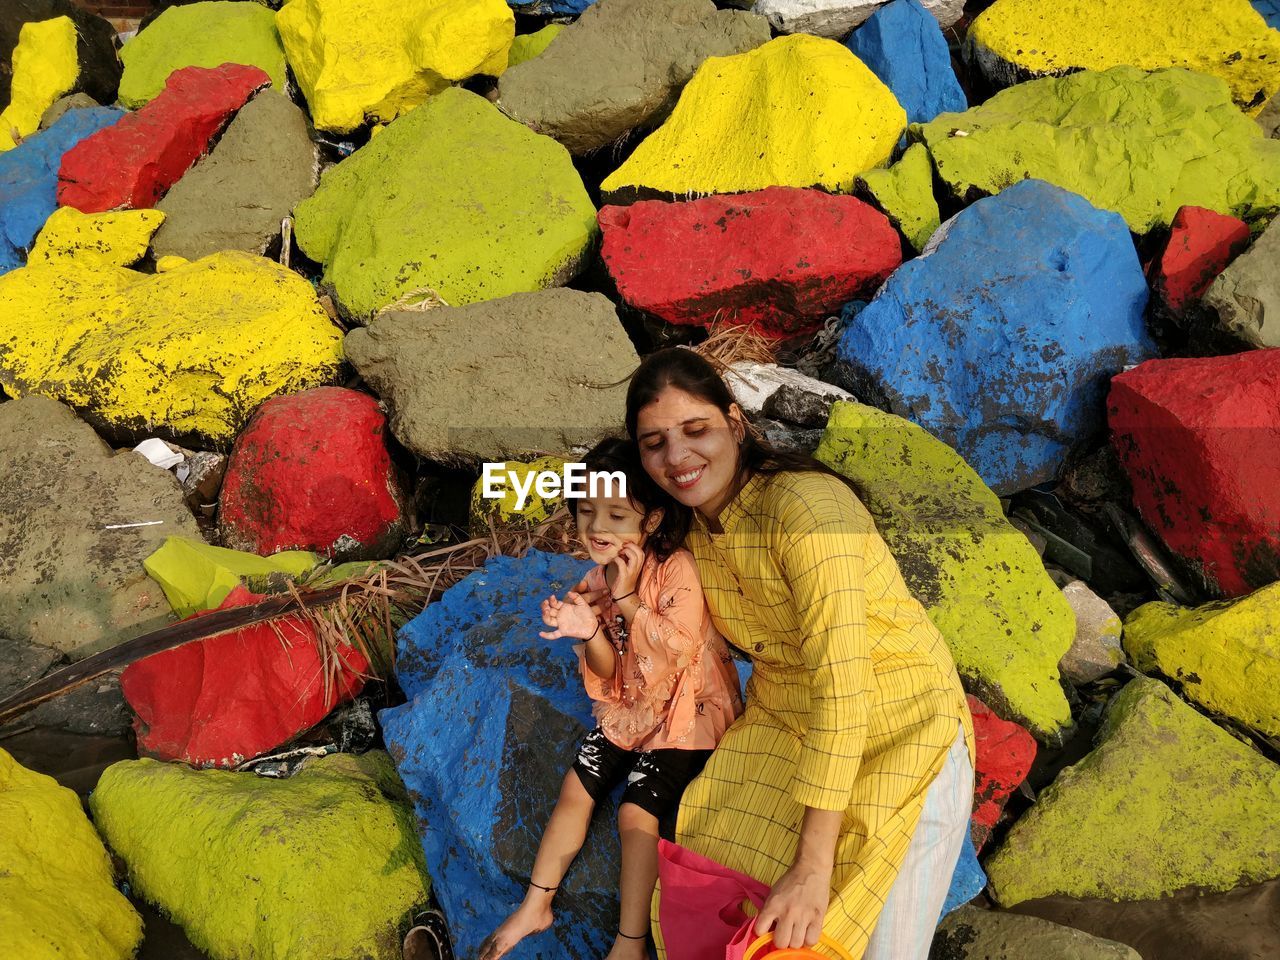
[476,898,554,960]
[602,931,650,960]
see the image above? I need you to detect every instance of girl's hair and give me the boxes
[568,436,690,562]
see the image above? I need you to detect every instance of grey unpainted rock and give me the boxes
[0,396,202,660]
[930,906,1141,960]
[1058,580,1125,685]
[39,93,101,130]
[0,633,60,701]
[153,91,319,261]
[1258,93,1280,138]
[1203,217,1280,348]
[752,0,966,39]
[724,361,854,418]
[497,0,770,155]
[344,290,639,467]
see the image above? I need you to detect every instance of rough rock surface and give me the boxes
[754,0,965,37]
[0,634,60,703]
[725,362,855,421]
[834,180,1154,494]
[0,396,201,659]
[918,66,1280,234]
[294,87,597,321]
[969,696,1036,850]
[599,187,900,340]
[1259,89,1280,136]
[601,35,906,198]
[276,0,514,133]
[816,400,1075,741]
[346,290,637,466]
[967,0,1280,113]
[469,456,568,534]
[29,206,163,267]
[1,0,121,109]
[507,24,563,68]
[985,677,1280,904]
[1152,205,1251,316]
[0,17,79,151]
[0,251,344,446]
[932,906,1142,960]
[143,536,318,619]
[1108,350,1280,598]
[1124,583,1280,737]
[497,0,769,155]
[57,64,271,214]
[39,91,100,129]
[1059,580,1124,685]
[381,550,618,960]
[1204,216,1280,347]
[0,748,143,960]
[219,388,410,561]
[508,0,595,13]
[151,90,316,260]
[91,752,430,960]
[857,141,940,251]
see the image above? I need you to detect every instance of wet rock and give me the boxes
[817,400,1075,741]
[985,677,1280,904]
[38,90,98,129]
[507,24,564,68]
[1124,583,1280,738]
[599,188,900,340]
[754,0,964,38]
[381,550,617,960]
[857,140,940,252]
[969,696,1036,850]
[967,0,1280,114]
[1151,205,1251,317]
[0,634,60,702]
[294,87,597,321]
[1108,350,1280,598]
[117,0,286,108]
[1204,216,1280,347]
[497,0,769,155]
[57,63,271,214]
[834,179,1154,494]
[931,906,1142,960]
[143,536,318,619]
[276,0,514,133]
[601,35,905,199]
[1,1,120,110]
[469,456,568,534]
[0,396,201,659]
[724,362,855,419]
[18,672,131,737]
[91,751,429,960]
[917,66,1280,234]
[0,748,143,960]
[346,290,636,466]
[0,251,343,446]
[1,17,79,151]
[219,387,410,562]
[1059,581,1124,685]
[29,207,164,267]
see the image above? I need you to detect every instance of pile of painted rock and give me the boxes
[1,0,1279,958]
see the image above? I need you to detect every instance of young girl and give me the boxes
[478,438,743,960]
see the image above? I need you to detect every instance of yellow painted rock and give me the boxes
[0,17,79,151]
[601,34,905,199]
[156,255,190,272]
[507,24,564,69]
[968,0,1280,114]
[144,536,320,618]
[0,748,143,960]
[29,207,165,268]
[469,456,567,534]
[276,0,515,133]
[0,251,343,446]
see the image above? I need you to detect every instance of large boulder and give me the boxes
[1107,350,1280,598]
[1203,216,1280,347]
[932,906,1142,960]
[294,88,597,321]
[90,752,430,960]
[968,696,1036,851]
[0,17,79,152]
[1,0,120,109]
[57,64,271,214]
[967,0,1280,114]
[856,141,940,252]
[0,396,202,659]
[1150,205,1251,317]
[496,0,769,155]
[0,748,143,960]
[834,179,1154,494]
[598,187,901,340]
[0,251,344,447]
[381,550,618,960]
[753,0,964,38]
[276,0,514,134]
[601,35,906,199]
[1124,584,1280,738]
[345,290,637,466]
[917,66,1280,234]
[29,206,164,267]
[985,677,1280,904]
[816,400,1075,741]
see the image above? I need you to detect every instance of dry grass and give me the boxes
[694,318,778,370]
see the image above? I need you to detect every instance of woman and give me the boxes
[625,348,974,960]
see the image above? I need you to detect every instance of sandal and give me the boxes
[402,908,452,960]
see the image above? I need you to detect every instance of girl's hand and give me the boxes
[753,859,831,949]
[570,579,610,619]
[609,542,645,597]
[539,592,601,641]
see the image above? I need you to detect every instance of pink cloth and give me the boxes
[577,549,743,751]
[657,839,769,960]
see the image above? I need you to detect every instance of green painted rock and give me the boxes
[90,752,430,960]
[1124,582,1280,738]
[986,677,1280,905]
[917,66,1280,233]
[932,906,1141,959]
[144,536,319,618]
[117,1,287,108]
[816,400,1073,741]
[857,142,940,252]
[294,87,597,321]
[507,24,563,69]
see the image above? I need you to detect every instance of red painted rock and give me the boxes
[1109,351,1280,598]
[969,695,1036,850]
[120,586,367,767]
[1150,206,1250,314]
[57,64,270,213]
[219,387,409,561]
[598,187,901,340]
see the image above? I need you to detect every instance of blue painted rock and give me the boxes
[846,0,966,127]
[1256,0,1280,28]
[942,828,987,917]
[381,550,622,960]
[507,0,595,14]
[834,179,1154,494]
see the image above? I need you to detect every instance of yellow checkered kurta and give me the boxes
[662,470,973,958]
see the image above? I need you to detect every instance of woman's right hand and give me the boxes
[539,592,602,642]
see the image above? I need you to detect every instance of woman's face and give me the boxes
[635,385,744,518]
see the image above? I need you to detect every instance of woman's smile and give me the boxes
[669,465,705,489]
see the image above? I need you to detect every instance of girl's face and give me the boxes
[574,493,652,565]
[635,386,744,519]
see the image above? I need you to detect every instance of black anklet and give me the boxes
[618,929,647,940]
[528,879,558,893]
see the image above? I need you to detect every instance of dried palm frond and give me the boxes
[694,317,777,369]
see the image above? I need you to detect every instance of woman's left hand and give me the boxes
[753,858,831,949]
